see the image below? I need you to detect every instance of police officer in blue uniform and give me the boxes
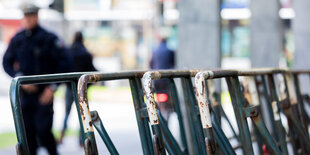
[2,3,70,155]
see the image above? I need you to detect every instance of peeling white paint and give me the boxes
[142,72,159,125]
[81,100,94,133]
[195,71,213,128]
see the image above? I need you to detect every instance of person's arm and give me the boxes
[2,39,20,77]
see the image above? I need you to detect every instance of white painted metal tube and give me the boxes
[142,71,161,125]
[195,71,214,129]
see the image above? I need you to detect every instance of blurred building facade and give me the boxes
[0,0,301,72]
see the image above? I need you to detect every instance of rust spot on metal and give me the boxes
[201,82,205,96]
[199,102,204,107]
[250,109,257,116]
[88,74,101,82]
[142,72,159,125]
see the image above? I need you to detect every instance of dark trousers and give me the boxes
[21,91,57,155]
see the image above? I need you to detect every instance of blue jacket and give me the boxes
[3,25,71,77]
[150,41,174,70]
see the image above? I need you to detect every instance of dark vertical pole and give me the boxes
[226,76,254,154]
[72,81,86,143]
[181,78,206,154]
[293,74,309,135]
[129,78,154,155]
[266,74,288,155]
[10,80,30,155]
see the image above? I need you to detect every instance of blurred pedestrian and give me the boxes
[58,31,97,145]
[2,3,70,155]
[150,36,175,120]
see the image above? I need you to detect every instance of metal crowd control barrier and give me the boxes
[141,71,235,155]
[194,69,310,154]
[9,72,92,155]
[77,70,204,155]
[9,69,310,155]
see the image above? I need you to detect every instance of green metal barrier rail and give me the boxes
[9,69,310,155]
[9,72,94,155]
[77,70,201,155]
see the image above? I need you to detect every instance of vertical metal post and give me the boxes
[266,74,288,155]
[10,79,30,155]
[142,73,166,155]
[72,81,86,144]
[226,76,254,155]
[77,76,98,155]
[293,74,309,134]
[181,78,206,154]
[129,78,154,155]
[258,75,277,138]
[195,72,216,154]
[183,77,207,154]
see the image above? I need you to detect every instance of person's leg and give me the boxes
[22,106,38,154]
[21,93,38,155]
[35,103,58,155]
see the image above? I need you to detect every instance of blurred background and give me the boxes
[0,0,309,154]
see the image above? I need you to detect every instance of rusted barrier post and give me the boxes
[266,74,288,154]
[78,75,99,155]
[142,72,166,155]
[226,75,254,155]
[129,78,155,155]
[195,71,216,154]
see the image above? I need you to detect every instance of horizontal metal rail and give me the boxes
[9,68,310,155]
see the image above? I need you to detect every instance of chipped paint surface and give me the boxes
[285,74,297,105]
[142,72,159,125]
[207,80,218,106]
[272,101,280,121]
[81,100,93,132]
[78,75,94,133]
[195,71,213,128]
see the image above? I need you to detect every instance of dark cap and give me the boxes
[21,3,39,14]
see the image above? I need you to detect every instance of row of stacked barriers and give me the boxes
[9,69,310,155]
